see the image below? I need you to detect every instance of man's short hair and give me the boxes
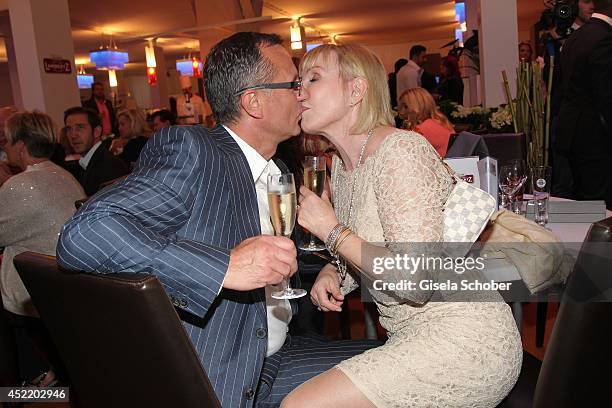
[151,109,176,125]
[204,32,283,124]
[91,81,103,90]
[5,110,57,158]
[409,45,427,60]
[64,106,102,130]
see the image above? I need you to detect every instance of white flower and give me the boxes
[490,105,513,129]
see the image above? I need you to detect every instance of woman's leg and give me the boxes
[281,368,377,408]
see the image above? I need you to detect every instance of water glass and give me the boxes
[530,166,552,227]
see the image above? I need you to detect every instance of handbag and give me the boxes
[479,210,574,293]
[441,161,497,257]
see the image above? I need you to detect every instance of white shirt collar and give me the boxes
[222,125,278,184]
[78,140,103,170]
[592,13,612,27]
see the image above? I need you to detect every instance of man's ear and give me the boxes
[93,125,103,141]
[349,77,368,106]
[240,91,264,119]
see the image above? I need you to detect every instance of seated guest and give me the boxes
[398,87,455,157]
[151,109,176,132]
[436,55,464,104]
[57,31,379,407]
[111,108,149,165]
[0,110,85,385]
[64,107,130,196]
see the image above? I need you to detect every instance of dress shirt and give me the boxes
[96,99,112,136]
[592,13,612,27]
[223,125,292,357]
[78,140,103,170]
[396,60,423,103]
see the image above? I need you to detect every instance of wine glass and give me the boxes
[299,156,327,251]
[267,173,307,299]
[499,161,527,212]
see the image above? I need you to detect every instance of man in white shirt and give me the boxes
[176,77,213,126]
[396,44,427,105]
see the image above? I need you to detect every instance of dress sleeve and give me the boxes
[372,132,453,304]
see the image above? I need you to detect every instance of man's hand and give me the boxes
[223,235,298,291]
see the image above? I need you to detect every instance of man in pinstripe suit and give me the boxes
[57,32,379,407]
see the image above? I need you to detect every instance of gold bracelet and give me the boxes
[333,228,352,254]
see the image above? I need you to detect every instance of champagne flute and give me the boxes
[499,162,527,212]
[299,156,327,251]
[267,173,307,299]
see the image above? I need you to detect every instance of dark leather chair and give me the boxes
[14,252,221,408]
[499,216,612,407]
[444,131,490,159]
[480,133,527,168]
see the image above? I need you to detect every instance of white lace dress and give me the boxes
[332,130,522,408]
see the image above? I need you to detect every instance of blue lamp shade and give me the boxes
[176,59,203,77]
[77,74,94,89]
[90,48,129,70]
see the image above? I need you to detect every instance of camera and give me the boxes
[553,0,578,36]
[539,0,578,38]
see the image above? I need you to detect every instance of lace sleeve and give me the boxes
[372,132,453,304]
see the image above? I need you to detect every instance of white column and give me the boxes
[8,0,80,125]
[478,0,519,107]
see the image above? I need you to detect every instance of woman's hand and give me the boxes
[109,138,126,155]
[297,186,338,242]
[311,263,344,312]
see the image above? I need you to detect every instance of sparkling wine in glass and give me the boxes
[299,156,327,251]
[267,173,307,299]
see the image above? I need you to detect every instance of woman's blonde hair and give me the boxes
[300,44,394,134]
[5,110,57,158]
[398,88,454,132]
[117,108,148,139]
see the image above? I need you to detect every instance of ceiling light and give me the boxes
[108,69,118,87]
[145,45,156,68]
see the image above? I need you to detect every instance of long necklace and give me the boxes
[345,128,375,226]
[336,128,374,281]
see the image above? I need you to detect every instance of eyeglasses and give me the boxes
[234,79,302,96]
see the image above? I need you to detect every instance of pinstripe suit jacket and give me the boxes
[57,125,286,407]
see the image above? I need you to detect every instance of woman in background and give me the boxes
[397,87,455,157]
[0,110,84,386]
[436,55,464,104]
[111,108,149,165]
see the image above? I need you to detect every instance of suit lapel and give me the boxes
[81,142,106,188]
[209,125,268,322]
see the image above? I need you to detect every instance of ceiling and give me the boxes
[3,0,547,72]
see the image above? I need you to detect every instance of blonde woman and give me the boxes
[1,110,84,386]
[282,44,521,407]
[111,108,149,165]
[397,87,455,157]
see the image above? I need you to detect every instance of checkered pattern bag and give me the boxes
[442,163,497,257]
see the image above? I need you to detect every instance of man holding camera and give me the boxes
[556,0,612,208]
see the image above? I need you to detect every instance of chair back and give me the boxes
[444,131,489,159]
[480,133,527,168]
[533,217,612,407]
[14,252,220,408]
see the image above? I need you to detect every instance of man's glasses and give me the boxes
[234,79,302,96]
